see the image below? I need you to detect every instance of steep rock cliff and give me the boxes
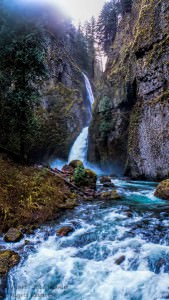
[32,31,89,162]
[89,0,169,179]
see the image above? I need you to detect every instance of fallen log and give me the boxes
[49,169,89,196]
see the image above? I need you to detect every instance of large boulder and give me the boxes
[85,169,97,189]
[0,250,20,299]
[100,176,115,187]
[4,228,24,243]
[154,179,169,200]
[69,160,84,169]
[73,165,97,190]
[100,176,111,184]
[97,190,121,200]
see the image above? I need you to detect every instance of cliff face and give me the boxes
[89,0,169,179]
[33,32,90,162]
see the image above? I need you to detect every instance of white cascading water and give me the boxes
[68,126,89,163]
[5,180,169,300]
[68,73,94,164]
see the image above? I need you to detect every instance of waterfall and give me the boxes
[68,73,94,164]
[51,73,102,172]
[83,73,94,108]
[68,127,89,163]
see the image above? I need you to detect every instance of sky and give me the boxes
[55,0,106,24]
[18,0,107,24]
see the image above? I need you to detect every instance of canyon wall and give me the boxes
[89,0,169,179]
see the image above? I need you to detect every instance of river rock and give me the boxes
[154,179,169,200]
[97,190,121,200]
[0,250,20,299]
[100,176,111,184]
[4,228,24,243]
[103,182,115,188]
[124,210,133,218]
[115,255,125,265]
[56,226,74,237]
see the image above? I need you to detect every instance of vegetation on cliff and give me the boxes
[0,0,97,163]
[89,0,169,179]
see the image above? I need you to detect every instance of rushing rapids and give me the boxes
[4,179,169,300]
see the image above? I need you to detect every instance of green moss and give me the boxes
[146,90,169,106]
[73,165,97,189]
[145,35,169,66]
[69,160,84,168]
[33,82,84,160]
[133,0,162,53]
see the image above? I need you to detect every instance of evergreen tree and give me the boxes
[96,1,117,54]
[121,0,133,14]
[0,2,47,161]
[84,17,96,78]
[72,23,90,74]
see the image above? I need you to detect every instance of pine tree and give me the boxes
[96,1,117,54]
[121,0,133,14]
[0,2,47,161]
[84,17,96,78]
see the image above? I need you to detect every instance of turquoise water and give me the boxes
[5,180,169,300]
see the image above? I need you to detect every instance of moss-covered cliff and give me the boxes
[89,0,169,179]
[30,32,90,162]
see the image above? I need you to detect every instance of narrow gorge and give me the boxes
[0,0,168,299]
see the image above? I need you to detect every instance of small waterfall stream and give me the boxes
[68,73,94,164]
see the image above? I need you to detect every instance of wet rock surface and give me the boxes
[2,180,169,299]
[97,190,122,200]
[0,250,20,299]
[154,179,169,200]
[4,228,24,243]
[56,226,74,237]
[88,0,169,180]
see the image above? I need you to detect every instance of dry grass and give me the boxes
[0,154,77,232]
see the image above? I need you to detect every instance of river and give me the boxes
[5,179,169,300]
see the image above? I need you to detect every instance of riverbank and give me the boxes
[0,154,78,234]
[2,179,169,300]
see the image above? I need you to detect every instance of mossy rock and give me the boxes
[85,169,97,189]
[73,165,97,190]
[69,160,84,168]
[0,250,20,275]
[98,190,122,200]
[4,228,24,243]
[100,176,111,184]
[154,179,169,200]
